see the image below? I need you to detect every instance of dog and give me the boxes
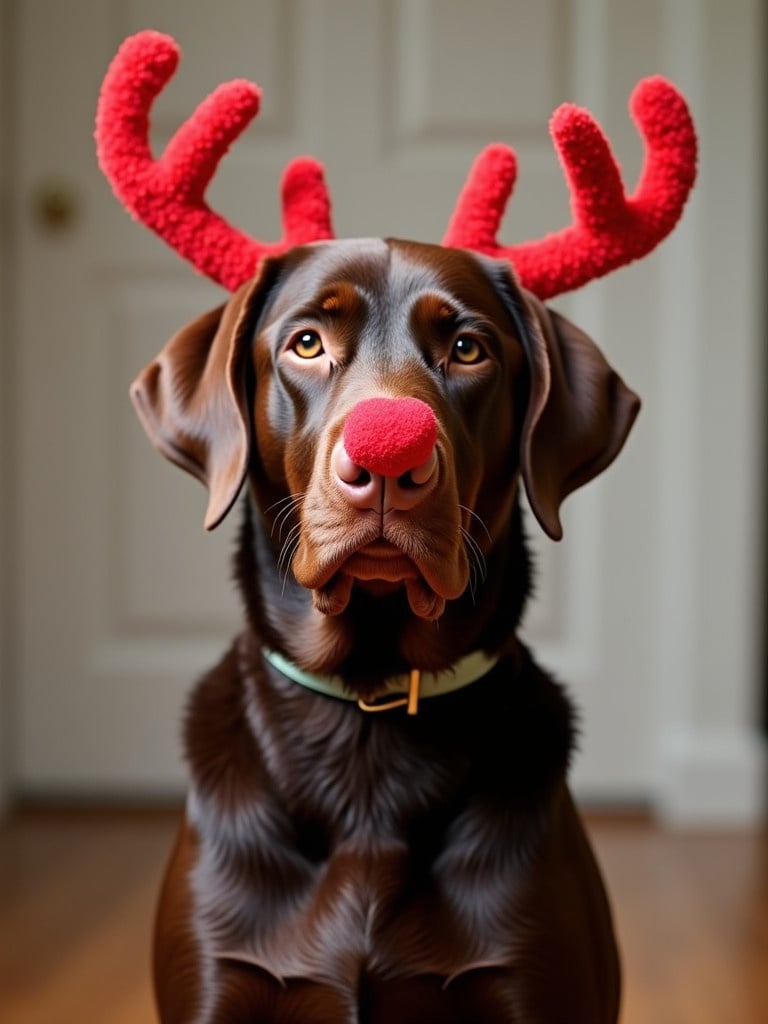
[130,237,639,1023]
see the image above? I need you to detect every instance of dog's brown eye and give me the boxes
[292,330,324,359]
[451,336,485,365]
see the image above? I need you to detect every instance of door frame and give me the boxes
[0,0,17,815]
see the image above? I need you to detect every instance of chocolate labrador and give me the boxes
[132,237,639,1023]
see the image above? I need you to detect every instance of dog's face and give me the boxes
[251,239,530,622]
[131,239,639,628]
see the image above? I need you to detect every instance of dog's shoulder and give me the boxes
[182,637,266,804]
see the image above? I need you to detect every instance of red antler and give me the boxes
[95,30,334,291]
[97,33,696,300]
[443,77,697,299]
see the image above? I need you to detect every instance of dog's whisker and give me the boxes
[461,527,488,585]
[461,526,487,609]
[265,493,300,518]
[467,569,477,606]
[274,498,304,543]
[460,533,478,606]
[277,522,302,582]
[279,549,299,596]
[458,504,492,545]
[468,532,488,577]
[277,526,296,574]
[268,493,305,540]
[458,506,491,592]
[277,520,305,585]
[469,552,483,601]
[279,539,301,597]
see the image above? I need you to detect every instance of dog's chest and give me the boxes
[188,703,528,986]
[190,807,527,993]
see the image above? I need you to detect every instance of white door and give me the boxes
[11,0,765,820]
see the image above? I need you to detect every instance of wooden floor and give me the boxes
[0,808,766,1023]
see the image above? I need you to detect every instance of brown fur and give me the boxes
[132,239,639,1022]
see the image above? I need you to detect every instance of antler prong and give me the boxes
[281,157,334,245]
[628,77,698,227]
[95,30,335,291]
[443,76,697,299]
[162,80,262,200]
[549,104,628,231]
[443,143,517,251]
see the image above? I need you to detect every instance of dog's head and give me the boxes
[131,239,639,625]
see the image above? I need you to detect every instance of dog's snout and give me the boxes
[333,397,439,512]
[342,397,437,478]
[331,440,438,512]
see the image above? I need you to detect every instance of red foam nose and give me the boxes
[342,398,438,478]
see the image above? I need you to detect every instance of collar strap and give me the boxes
[262,647,499,715]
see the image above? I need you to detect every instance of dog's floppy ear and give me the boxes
[130,259,282,530]
[518,292,641,541]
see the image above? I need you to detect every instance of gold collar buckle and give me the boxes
[357,669,421,715]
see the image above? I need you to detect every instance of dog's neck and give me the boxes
[234,493,532,694]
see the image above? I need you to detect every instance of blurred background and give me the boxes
[1,0,764,821]
[0,0,766,1021]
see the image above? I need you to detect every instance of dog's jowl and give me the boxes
[96,30,697,1024]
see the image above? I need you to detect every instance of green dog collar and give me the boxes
[262,647,499,715]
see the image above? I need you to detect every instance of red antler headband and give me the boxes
[95,30,697,299]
